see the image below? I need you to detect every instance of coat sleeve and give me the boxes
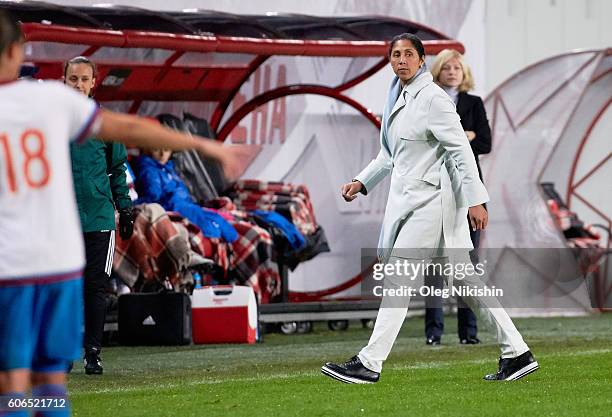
[469,96,492,155]
[106,142,132,210]
[428,94,489,207]
[353,124,393,195]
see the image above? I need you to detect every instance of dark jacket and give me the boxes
[456,92,492,181]
[71,139,131,232]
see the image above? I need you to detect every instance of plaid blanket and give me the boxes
[229,220,280,304]
[233,179,311,196]
[230,180,318,235]
[166,212,229,276]
[114,201,279,302]
[204,196,281,303]
[113,203,192,289]
[113,203,230,291]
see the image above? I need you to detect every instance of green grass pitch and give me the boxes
[68,314,612,417]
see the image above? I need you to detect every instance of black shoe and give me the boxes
[460,337,481,345]
[426,336,441,346]
[484,350,539,381]
[321,356,379,384]
[84,348,103,375]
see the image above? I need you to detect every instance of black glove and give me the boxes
[118,207,134,240]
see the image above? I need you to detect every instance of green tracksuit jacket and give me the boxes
[70,138,132,233]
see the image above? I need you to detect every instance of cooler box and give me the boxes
[191,285,257,344]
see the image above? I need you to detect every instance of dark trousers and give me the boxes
[424,228,480,341]
[83,231,114,351]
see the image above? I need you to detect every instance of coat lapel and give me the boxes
[381,77,401,155]
[386,72,433,134]
[388,90,406,125]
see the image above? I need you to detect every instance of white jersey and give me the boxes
[0,80,101,284]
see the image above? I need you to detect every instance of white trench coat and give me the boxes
[354,72,489,261]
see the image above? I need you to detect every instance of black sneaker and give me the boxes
[84,348,103,375]
[460,337,481,345]
[321,356,379,384]
[426,336,441,346]
[484,350,539,381]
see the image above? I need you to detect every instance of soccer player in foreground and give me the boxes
[321,33,538,384]
[0,11,242,416]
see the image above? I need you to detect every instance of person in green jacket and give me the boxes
[65,56,133,375]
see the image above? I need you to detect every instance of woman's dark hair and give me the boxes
[0,10,24,56]
[388,33,425,59]
[63,56,97,78]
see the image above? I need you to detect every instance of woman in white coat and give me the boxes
[321,33,538,384]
